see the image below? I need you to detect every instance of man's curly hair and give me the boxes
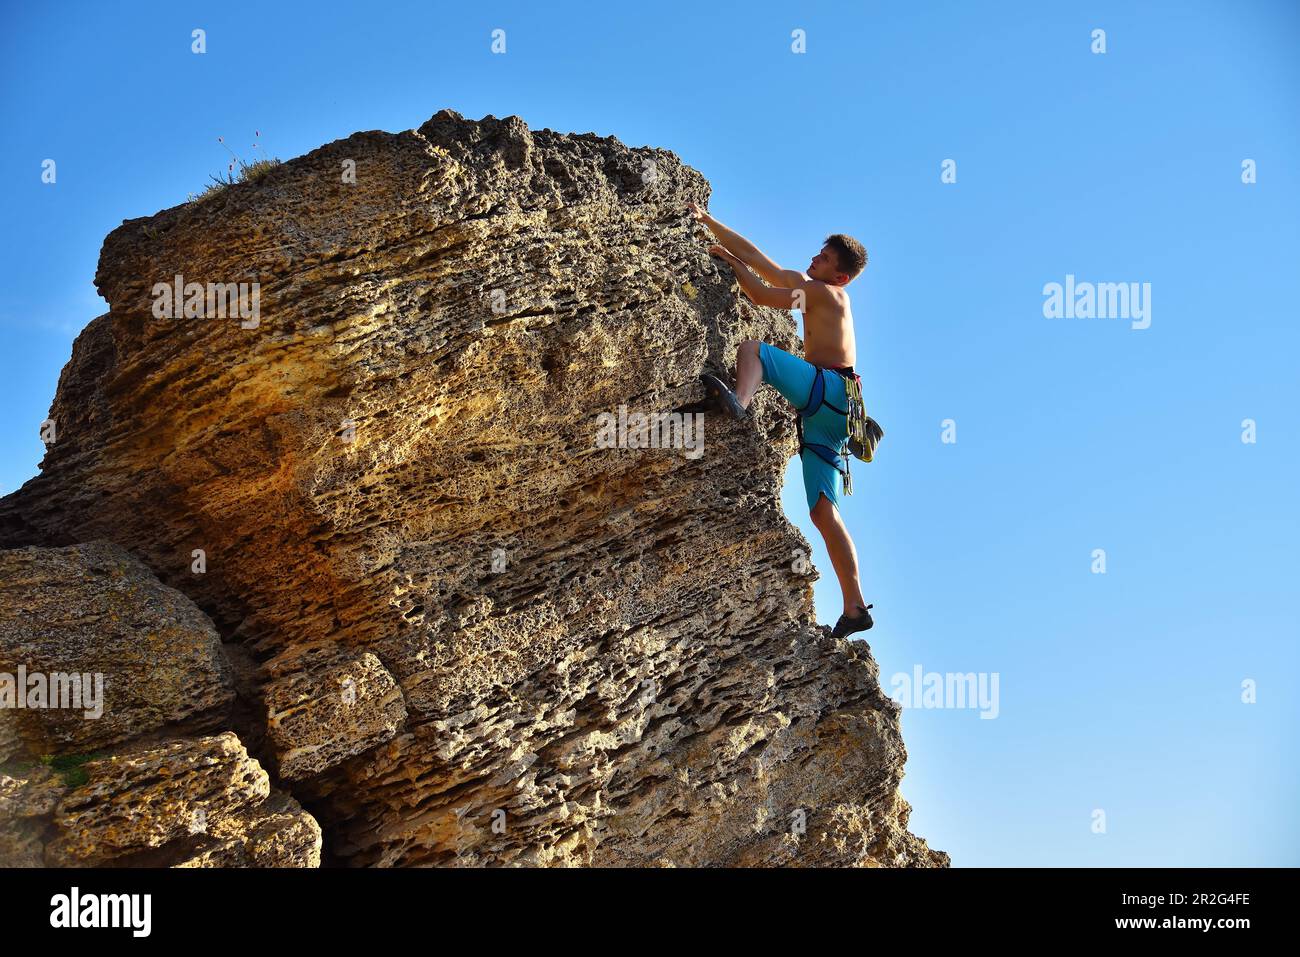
[824,234,867,281]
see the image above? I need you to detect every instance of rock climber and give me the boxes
[690,200,875,640]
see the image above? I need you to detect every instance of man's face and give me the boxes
[808,245,846,285]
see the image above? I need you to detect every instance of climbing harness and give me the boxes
[794,365,884,497]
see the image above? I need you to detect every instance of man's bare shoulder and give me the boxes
[799,276,850,304]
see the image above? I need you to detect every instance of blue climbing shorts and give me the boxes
[758,342,850,513]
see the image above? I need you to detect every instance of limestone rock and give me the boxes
[0,710,20,763]
[263,642,407,780]
[0,541,236,754]
[0,110,947,867]
[0,543,319,867]
[2,732,320,867]
[0,762,61,866]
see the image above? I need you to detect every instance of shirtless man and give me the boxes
[689,201,874,639]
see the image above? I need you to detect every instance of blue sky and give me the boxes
[2,1,1297,866]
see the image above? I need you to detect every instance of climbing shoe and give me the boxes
[830,603,874,639]
[700,372,748,420]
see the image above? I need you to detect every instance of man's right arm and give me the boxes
[688,203,806,287]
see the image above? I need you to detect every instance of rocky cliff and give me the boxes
[0,110,946,867]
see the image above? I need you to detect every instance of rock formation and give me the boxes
[0,110,946,867]
[0,542,320,866]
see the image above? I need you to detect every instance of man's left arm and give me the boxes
[711,246,804,311]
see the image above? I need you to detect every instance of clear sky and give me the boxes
[2,1,1296,866]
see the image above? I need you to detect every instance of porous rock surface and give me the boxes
[0,540,235,755]
[0,544,318,866]
[1,732,321,867]
[0,110,946,867]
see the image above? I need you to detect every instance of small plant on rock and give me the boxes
[194,130,281,201]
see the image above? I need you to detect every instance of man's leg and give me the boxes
[700,339,765,420]
[729,342,874,633]
[734,339,762,409]
[810,493,868,617]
